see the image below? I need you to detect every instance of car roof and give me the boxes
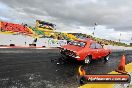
[76,38,96,43]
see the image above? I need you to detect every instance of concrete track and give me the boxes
[0,48,132,88]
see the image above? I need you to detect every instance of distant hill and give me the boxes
[70,33,130,47]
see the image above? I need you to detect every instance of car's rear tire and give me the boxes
[84,56,92,64]
[104,55,109,62]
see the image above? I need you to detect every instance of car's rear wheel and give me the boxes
[84,56,92,64]
[104,55,109,62]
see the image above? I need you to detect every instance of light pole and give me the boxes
[129,33,132,46]
[119,33,121,42]
[131,34,132,41]
[92,23,97,36]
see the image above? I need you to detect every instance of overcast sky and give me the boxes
[0,0,132,44]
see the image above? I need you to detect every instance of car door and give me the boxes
[89,42,99,59]
[95,43,104,58]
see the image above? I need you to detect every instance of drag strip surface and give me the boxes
[0,48,132,88]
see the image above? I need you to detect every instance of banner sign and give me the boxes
[0,21,32,34]
[48,39,67,47]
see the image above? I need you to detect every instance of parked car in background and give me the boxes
[59,39,111,64]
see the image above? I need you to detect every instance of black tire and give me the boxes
[104,55,109,62]
[84,56,92,64]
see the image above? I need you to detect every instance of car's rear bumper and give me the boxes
[60,52,82,61]
[59,48,82,60]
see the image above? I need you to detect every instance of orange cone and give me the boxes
[115,55,127,74]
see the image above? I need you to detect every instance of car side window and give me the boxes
[96,43,103,49]
[90,43,96,49]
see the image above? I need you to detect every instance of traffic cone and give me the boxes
[115,55,127,74]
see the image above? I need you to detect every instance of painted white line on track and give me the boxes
[0,46,58,49]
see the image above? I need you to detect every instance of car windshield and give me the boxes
[68,41,86,47]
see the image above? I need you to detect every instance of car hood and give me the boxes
[61,45,84,52]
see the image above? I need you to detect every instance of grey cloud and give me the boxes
[0,0,132,32]
[22,7,48,16]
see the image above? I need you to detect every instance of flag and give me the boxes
[36,20,55,30]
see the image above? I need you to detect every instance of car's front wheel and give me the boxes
[84,56,92,64]
[104,55,109,62]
